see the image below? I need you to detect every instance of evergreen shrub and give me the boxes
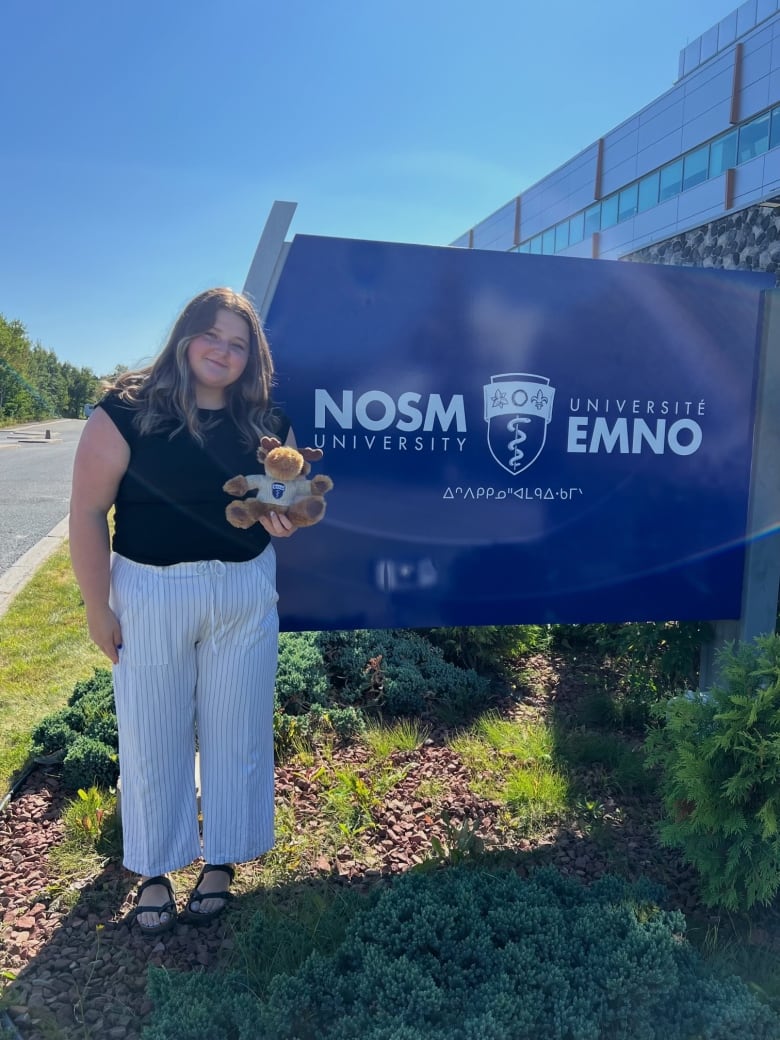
[31,668,119,789]
[67,667,115,708]
[142,866,780,1040]
[555,621,709,729]
[62,734,119,790]
[31,667,118,764]
[274,702,366,756]
[275,632,330,709]
[318,629,490,718]
[30,706,83,756]
[645,634,780,910]
[83,712,119,747]
[273,633,365,754]
[418,625,551,672]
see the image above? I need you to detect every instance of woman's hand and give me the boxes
[86,603,124,664]
[260,511,296,538]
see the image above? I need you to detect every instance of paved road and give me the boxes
[0,420,84,576]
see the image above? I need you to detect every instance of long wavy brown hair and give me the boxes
[108,287,282,447]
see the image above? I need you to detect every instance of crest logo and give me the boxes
[271,482,286,500]
[484,373,555,475]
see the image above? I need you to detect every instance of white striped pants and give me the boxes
[109,547,279,877]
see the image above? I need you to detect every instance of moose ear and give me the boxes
[299,447,324,462]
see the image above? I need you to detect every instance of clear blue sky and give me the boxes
[2,0,742,375]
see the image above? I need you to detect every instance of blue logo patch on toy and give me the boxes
[272,482,286,500]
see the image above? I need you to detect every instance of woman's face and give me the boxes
[186,308,251,407]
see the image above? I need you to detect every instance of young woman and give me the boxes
[69,287,295,936]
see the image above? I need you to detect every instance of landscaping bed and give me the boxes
[3,646,780,1039]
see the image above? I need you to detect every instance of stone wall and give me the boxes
[626,203,780,278]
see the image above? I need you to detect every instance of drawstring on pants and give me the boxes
[197,560,227,653]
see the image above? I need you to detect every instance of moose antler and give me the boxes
[299,447,324,462]
[256,436,283,464]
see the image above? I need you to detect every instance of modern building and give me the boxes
[453,0,780,272]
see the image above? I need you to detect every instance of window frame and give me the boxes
[683,145,709,191]
[738,112,771,164]
[600,194,619,230]
[659,158,683,202]
[584,204,601,236]
[618,183,638,222]
[709,130,738,177]
[568,210,585,245]
[637,171,660,212]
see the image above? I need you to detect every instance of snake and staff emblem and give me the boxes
[483,373,555,475]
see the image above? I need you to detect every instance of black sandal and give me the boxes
[183,863,235,924]
[132,875,177,937]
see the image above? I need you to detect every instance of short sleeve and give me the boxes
[97,393,138,447]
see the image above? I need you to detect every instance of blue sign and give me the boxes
[265,235,773,631]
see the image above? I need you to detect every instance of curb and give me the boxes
[0,419,69,449]
[0,516,69,620]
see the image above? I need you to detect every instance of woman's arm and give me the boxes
[69,407,131,663]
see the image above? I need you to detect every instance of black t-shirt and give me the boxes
[98,394,291,566]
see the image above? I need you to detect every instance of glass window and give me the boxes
[542,228,555,254]
[518,242,531,254]
[618,184,638,222]
[738,113,770,163]
[600,194,618,229]
[683,146,709,191]
[530,235,542,255]
[659,159,683,201]
[584,204,601,236]
[637,171,659,212]
[554,220,570,251]
[710,130,737,176]
[771,106,780,150]
[569,211,584,245]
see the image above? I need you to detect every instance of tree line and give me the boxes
[0,313,102,423]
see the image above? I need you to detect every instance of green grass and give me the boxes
[225,883,375,1001]
[685,914,780,1017]
[450,713,569,831]
[557,728,656,796]
[321,762,408,839]
[0,543,104,793]
[47,787,122,910]
[475,711,555,763]
[234,802,326,887]
[363,718,430,760]
[504,764,569,825]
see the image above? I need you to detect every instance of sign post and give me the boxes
[699,287,780,687]
[243,200,297,320]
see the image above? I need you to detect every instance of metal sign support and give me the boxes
[243,200,297,321]
[699,287,780,687]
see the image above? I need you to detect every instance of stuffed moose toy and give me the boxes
[223,436,334,529]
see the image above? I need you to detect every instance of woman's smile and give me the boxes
[187,308,250,406]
